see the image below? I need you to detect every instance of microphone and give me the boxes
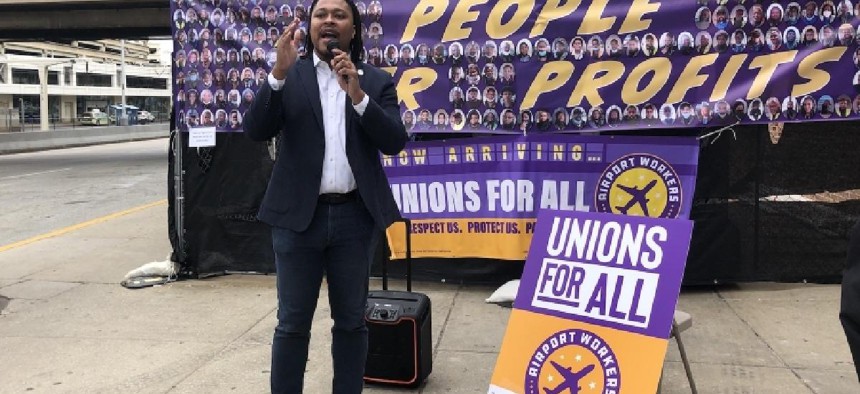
[326,39,349,83]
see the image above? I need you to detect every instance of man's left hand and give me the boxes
[331,52,365,105]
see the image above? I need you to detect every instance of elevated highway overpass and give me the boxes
[0,1,172,132]
[0,0,171,40]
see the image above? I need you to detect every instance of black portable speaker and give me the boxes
[364,218,432,388]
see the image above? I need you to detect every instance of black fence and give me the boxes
[684,122,860,284]
[168,121,860,285]
[0,110,170,132]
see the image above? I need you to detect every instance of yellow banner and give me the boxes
[387,218,536,260]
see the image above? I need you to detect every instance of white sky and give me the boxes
[149,39,173,65]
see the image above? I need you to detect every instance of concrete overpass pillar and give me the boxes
[38,66,49,132]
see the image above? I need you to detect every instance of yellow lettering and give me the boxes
[411,149,427,165]
[665,54,718,104]
[487,0,534,39]
[382,155,393,167]
[568,61,624,107]
[621,57,671,105]
[747,51,797,99]
[501,144,508,160]
[791,47,846,98]
[618,0,660,34]
[401,0,448,43]
[399,151,409,166]
[536,144,543,160]
[448,147,458,162]
[516,143,527,160]
[465,146,476,162]
[396,68,437,110]
[710,54,747,101]
[530,0,582,37]
[442,0,489,42]
[482,145,492,161]
[571,144,583,161]
[578,0,615,35]
[553,144,565,160]
[521,61,574,110]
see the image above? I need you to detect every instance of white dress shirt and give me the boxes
[268,53,370,194]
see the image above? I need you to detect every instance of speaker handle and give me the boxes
[384,217,412,292]
[404,217,412,292]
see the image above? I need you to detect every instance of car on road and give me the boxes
[138,110,155,124]
[80,111,110,126]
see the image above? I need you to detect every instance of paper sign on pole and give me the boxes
[189,127,216,147]
[489,210,693,394]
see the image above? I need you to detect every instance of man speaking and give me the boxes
[243,0,408,392]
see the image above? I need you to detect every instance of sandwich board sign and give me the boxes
[489,210,693,394]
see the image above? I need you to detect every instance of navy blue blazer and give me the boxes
[244,57,407,232]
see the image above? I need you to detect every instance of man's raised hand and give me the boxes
[272,18,302,80]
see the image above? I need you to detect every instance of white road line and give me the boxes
[0,167,72,180]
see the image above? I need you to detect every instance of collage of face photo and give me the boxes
[400,38,522,133]
[689,0,860,55]
[173,0,387,131]
[684,0,860,124]
[396,0,860,133]
[173,0,310,131]
[170,1,860,133]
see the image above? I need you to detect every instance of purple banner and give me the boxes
[383,134,699,220]
[170,0,860,133]
[514,210,694,339]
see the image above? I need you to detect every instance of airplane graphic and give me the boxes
[542,361,596,394]
[614,179,658,216]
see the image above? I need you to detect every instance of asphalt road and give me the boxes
[0,139,170,245]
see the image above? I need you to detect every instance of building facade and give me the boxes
[0,39,171,126]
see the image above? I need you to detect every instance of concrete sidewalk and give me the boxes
[0,202,858,393]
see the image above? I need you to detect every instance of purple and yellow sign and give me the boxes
[384,134,698,260]
[488,210,693,394]
[172,0,860,133]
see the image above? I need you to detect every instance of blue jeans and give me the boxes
[270,198,377,394]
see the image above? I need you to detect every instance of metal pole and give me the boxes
[120,39,127,126]
[18,97,23,132]
[174,124,186,264]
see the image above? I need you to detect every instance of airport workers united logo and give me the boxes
[595,153,682,218]
[524,329,620,394]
